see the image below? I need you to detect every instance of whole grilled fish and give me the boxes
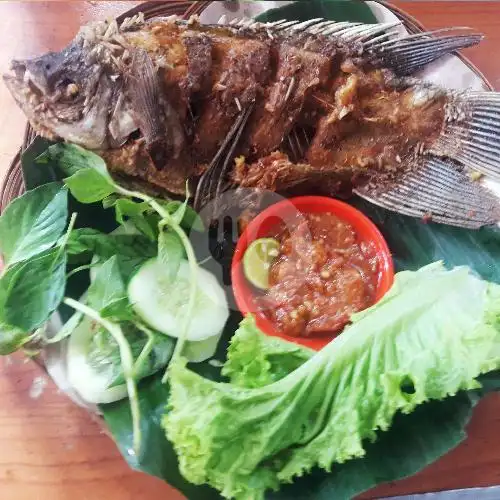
[4,13,500,228]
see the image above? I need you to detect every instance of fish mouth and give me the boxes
[10,60,27,81]
[4,60,48,99]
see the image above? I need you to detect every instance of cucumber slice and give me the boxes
[67,314,128,404]
[66,312,175,404]
[183,334,223,363]
[128,258,229,343]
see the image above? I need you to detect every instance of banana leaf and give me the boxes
[15,1,500,499]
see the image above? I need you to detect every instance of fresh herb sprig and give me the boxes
[0,144,203,455]
[29,143,205,453]
[39,144,201,371]
[0,182,69,353]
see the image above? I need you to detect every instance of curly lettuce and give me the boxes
[162,263,500,500]
[222,316,314,388]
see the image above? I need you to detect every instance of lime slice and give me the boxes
[243,238,280,290]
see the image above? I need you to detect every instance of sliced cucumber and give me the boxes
[66,312,174,404]
[128,257,229,360]
[67,314,128,404]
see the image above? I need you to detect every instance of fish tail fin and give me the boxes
[430,91,500,180]
[355,156,500,228]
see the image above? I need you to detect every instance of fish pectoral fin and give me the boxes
[354,156,500,229]
[126,48,184,169]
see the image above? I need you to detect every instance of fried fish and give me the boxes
[4,13,500,227]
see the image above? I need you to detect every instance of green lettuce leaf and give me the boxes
[222,316,314,388]
[162,263,500,500]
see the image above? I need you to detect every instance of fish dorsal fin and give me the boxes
[214,16,482,76]
[119,12,145,31]
[431,91,500,180]
[286,20,482,75]
[354,157,500,228]
[366,27,483,75]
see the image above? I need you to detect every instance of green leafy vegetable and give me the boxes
[273,391,481,500]
[103,196,157,241]
[218,319,500,500]
[46,310,84,345]
[163,263,500,499]
[0,321,34,355]
[103,356,500,500]
[165,200,204,232]
[64,168,116,203]
[37,144,117,203]
[21,137,57,190]
[67,228,156,282]
[222,316,314,388]
[87,324,175,389]
[158,230,184,281]
[37,142,110,177]
[0,247,67,331]
[0,182,67,267]
[87,256,127,313]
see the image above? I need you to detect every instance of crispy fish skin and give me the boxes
[4,14,500,227]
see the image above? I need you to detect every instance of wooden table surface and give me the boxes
[1,2,500,499]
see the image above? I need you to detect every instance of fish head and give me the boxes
[3,39,118,149]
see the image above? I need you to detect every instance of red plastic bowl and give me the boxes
[231,196,394,350]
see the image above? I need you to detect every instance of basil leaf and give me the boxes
[0,321,31,355]
[67,229,109,255]
[0,182,68,267]
[87,256,127,313]
[37,143,112,179]
[89,324,174,389]
[165,201,204,232]
[46,310,84,345]
[0,247,67,331]
[158,230,184,281]
[114,199,150,223]
[38,144,118,203]
[64,168,117,203]
[101,298,135,321]
[169,199,188,226]
[22,137,57,190]
[67,229,156,282]
[119,201,157,241]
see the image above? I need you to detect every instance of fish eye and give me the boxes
[60,78,79,98]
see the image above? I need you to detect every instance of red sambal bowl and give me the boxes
[231,196,394,351]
